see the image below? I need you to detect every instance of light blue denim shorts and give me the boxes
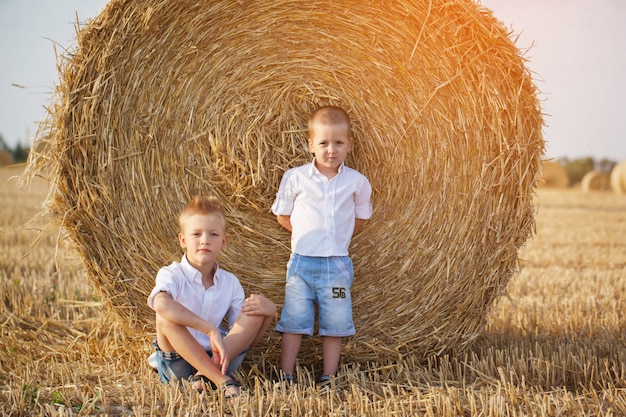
[276,253,355,337]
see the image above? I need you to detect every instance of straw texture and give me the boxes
[27,0,544,362]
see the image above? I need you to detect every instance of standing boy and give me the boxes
[148,195,276,398]
[271,106,372,388]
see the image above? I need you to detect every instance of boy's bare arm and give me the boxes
[153,291,221,336]
[354,218,368,234]
[276,215,292,231]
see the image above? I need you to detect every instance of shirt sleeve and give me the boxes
[147,266,178,310]
[354,175,373,220]
[271,168,297,215]
[226,279,245,329]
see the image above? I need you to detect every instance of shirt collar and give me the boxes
[181,254,219,285]
[308,159,345,177]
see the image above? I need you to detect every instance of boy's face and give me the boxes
[308,122,352,175]
[178,212,227,271]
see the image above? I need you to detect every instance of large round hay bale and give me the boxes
[610,160,626,194]
[27,0,543,361]
[581,170,610,192]
[539,160,569,188]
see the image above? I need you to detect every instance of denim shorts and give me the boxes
[276,253,355,337]
[153,337,247,384]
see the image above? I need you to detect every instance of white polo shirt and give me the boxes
[147,255,244,351]
[271,161,372,257]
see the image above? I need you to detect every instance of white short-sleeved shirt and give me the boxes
[147,255,245,351]
[271,161,372,257]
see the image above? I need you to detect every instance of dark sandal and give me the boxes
[190,374,217,392]
[317,374,333,393]
[219,378,241,399]
[281,373,296,386]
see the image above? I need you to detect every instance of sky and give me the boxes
[1,0,625,162]
[480,0,626,162]
[0,0,108,147]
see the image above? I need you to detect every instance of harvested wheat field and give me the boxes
[2,163,625,416]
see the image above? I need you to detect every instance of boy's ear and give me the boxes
[178,232,186,249]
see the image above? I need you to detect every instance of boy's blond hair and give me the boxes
[179,195,227,231]
[308,106,352,138]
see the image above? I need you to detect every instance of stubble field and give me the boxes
[1,163,625,416]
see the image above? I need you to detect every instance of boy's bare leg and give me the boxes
[248,313,274,350]
[227,293,276,356]
[322,336,342,376]
[223,312,270,358]
[280,333,303,375]
[156,317,231,388]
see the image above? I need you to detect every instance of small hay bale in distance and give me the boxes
[0,150,14,166]
[581,170,610,192]
[28,0,544,362]
[610,160,626,194]
[539,160,569,188]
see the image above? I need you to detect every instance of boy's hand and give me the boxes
[241,294,277,317]
[206,329,230,374]
[276,215,292,231]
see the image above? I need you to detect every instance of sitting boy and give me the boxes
[148,195,276,397]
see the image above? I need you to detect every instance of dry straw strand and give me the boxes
[26,0,544,363]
